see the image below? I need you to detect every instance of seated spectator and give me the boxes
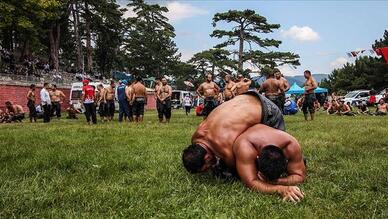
[297,95,305,109]
[66,104,81,119]
[375,99,387,116]
[357,101,369,114]
[0,109,6,123]
[35,104,44,119]
[337,100,355,116]
[314,100,321,111]
[346,102,353,111]
[323,100,330,110]
[5,101,25,122]
[327,100,339,115]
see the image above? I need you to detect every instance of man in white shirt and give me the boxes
[40,82,52,123]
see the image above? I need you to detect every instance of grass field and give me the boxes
[0,110,387,218]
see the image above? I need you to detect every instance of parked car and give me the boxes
[343,90,370,106]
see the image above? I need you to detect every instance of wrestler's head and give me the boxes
[52,84,57,91]
[161,78,168,85]
[206,74,213,82]
[182,144,216,173]
[256,145,287,181]
[274,69,281,79]
[237,74,243,81]
[110,80,115,88]
[224,74,231,82]
[304,70,311,79]
[30,84,36,91]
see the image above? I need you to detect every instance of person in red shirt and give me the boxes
[82,79,97,124]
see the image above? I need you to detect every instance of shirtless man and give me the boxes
[125,81,134,122]
[196,74,220,117]
[5,101,25,122]
[302,70,318,121]
[260,71,284,111]
[155,78,162,119]
[223,74,235,101]
[50,84,66,119]
[233,124,306,202]
[96,84,107,121]
[275,71,290,113]
[104,81,116,121]
[132,76,147,122]
[182,90,285,172]
[157,78,172,123]
[375,99,388,116]
[337,100,354,116]
[232,74,252,95]
[26,84,37,122]
[327,100,339,114]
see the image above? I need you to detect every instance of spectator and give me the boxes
[327,100,339,115]
[323,100,330,110]
[81,79,97,124]
[314,100,321,111]
[40,82,52,123]
[375,99,387,116]
[66,104,81,119]
[346,102,353,112]
[184,94,192,116]
[369,90,376,106]
[337,100,355,116]
[0,109,8,123]
[26,84,37,122]
[357,101,369,114]
[5,101,25,122]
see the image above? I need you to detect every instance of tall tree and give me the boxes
[124,0,180,77]
[210,10,299,74]
[188,48,236,75]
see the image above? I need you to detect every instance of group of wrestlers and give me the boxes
[183,69,314,202]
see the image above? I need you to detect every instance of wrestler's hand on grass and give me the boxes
[280,186,304,203]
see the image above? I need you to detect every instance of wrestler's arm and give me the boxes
[284,79,290,91]
[196,84,204,98]
[167,85,172,98]
[274,141,306,186]
[234,139,285,194]
[156,87,162,101]
[214,83,220,95]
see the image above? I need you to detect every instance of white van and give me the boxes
[171,90,195,109]
[70,82,118,112]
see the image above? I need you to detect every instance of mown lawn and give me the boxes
[0,110,387,218]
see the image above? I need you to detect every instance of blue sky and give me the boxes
[120,1,388,76]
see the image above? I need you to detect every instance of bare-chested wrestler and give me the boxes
[126,81,134,122]
[302,70,318,121]
[154,78,162,119]
[182,90,285,174]
[233,124,306,202]
[275,70,290,113]
[196,74,220,117]
[375,99,388,116]
[26,84,37,122]
[157,78,172,123]
[96,84,107,121]
[50,84,66,119]
[223,74,235,101]
[232,74,252,95]
[260,71,284,111]
[5,101,25,122]
[104,81,116,121]
[132,76,147,122]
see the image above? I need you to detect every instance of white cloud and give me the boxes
[278,65,300,76]
[165,2,208,23]
[330,57,348,69]
[122,6,137,19]
[180,50,195,62]
[281,26,320,42]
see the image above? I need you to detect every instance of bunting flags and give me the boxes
[346,49,377,57]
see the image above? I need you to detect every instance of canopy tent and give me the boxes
[286,83,304,94]
[314,87,328,93]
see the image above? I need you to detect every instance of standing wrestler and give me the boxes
[154,78,162,120]
[302,70,317,121]
[96,84,107,121]
[196,74,220,118]
[260,71,284,110]
[275,70,290,113]
[104,81,116,121]
[126,80,134,122]
[26,84,37,122]
[50,84,66,119]
[157,78,172,123]
[223,74,235,101]
[232,74,252,95]
[132,76,147,122]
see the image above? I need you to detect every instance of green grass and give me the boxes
[0,110,387,218]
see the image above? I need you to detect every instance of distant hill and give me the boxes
[286,74,328,86]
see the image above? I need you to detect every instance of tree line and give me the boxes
[0,0,300,87]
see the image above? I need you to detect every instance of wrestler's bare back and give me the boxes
[192,94,262,167]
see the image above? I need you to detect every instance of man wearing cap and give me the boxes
[232,74,251,95]
[117,80,130,122]
[82,79,97,124]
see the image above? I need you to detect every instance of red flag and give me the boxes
[375,47,388,64]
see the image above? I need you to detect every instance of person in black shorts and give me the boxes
[132,77,147,122]
[196,74,220,118]
[302,70,318,121]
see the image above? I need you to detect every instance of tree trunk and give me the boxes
[85,2,93,73]
[49,23,60,71]
[238,23,244,74]
[72,2,83,72]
